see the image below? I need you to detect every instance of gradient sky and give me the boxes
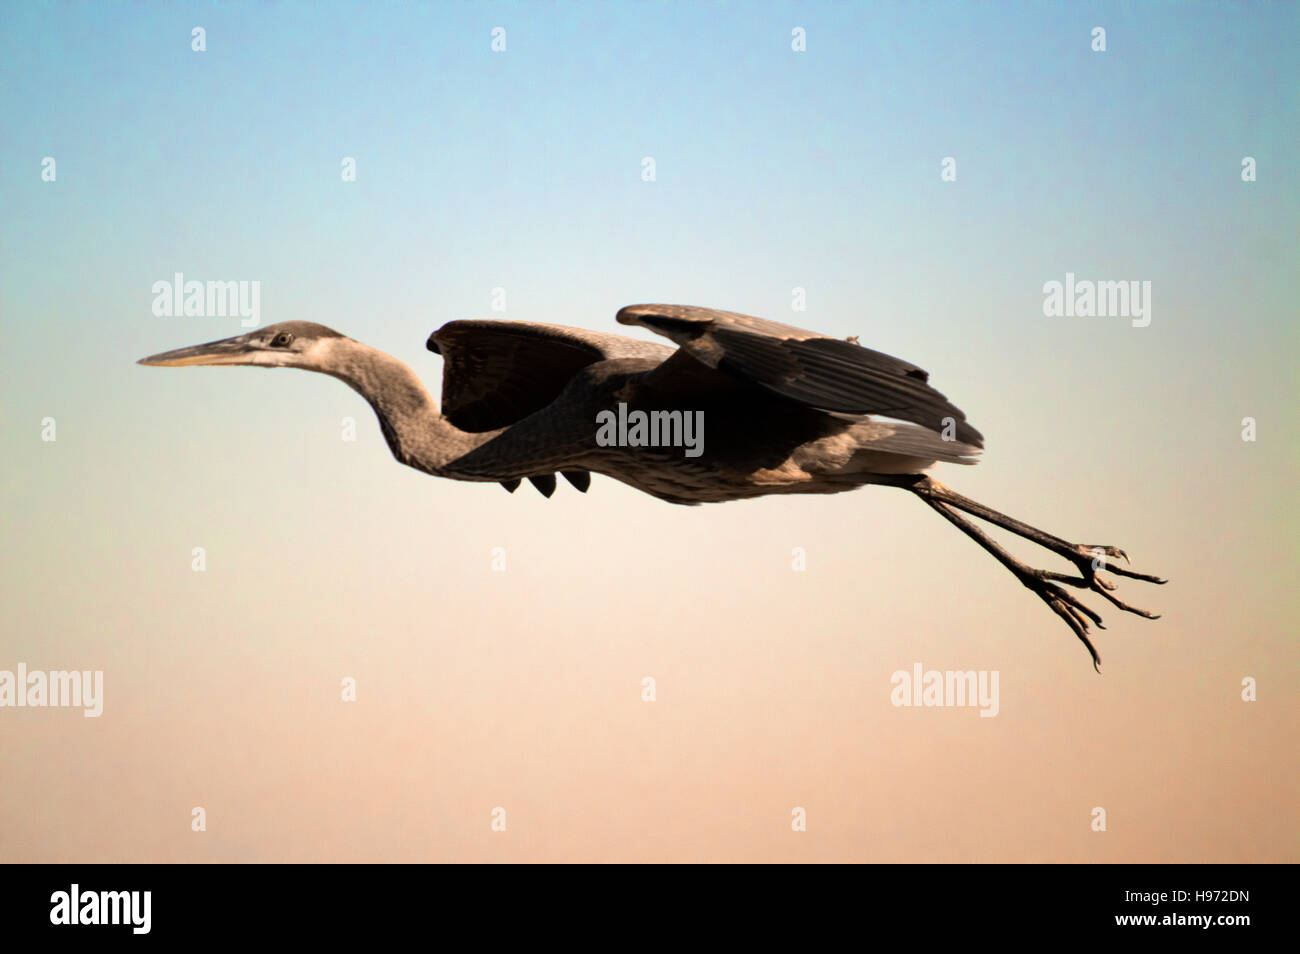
[1,2,1296,862]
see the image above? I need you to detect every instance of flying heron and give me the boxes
[140,304,1164,669]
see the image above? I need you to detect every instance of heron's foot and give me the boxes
[906,479,1169,669]
[1020,545,1165,669]
[1000,542,1166,670]
[1012,566,1109,670]
[1058,544,1166,616]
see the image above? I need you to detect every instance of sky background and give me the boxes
[1,1,1296,862]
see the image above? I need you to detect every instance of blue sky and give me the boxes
[3,2,1295,505]
[4,3,1295,353]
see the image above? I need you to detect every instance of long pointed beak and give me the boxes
[138,333,256,367]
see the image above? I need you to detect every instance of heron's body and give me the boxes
[413,356,949,505]
[141,303,1164,667]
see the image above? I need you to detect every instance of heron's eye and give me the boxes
[270,332,294,348]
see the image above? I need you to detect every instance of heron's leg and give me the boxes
[917,495,1107,669]
[907,477,1166,588]
[869,473,1166,668]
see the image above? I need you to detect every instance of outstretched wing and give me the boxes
[616,304,983,447]
[427,319,674,432]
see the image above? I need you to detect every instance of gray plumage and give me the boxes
[139,304,1164,668]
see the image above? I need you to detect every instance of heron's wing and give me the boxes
[617,304,983,447]
[427,320,674,431]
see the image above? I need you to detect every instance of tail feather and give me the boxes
[853,419,982,466]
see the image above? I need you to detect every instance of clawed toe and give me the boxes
[1026,549,1166,668]
[911,490,1164,670]
[1083,545,1130,565]
[1038,588,1103,671]
[1092,581,1162,619]
[1077,545,1165,585]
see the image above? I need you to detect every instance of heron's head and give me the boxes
[138,322,349,370]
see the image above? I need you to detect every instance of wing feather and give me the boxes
[617,304,983,448]
[427,319,673,431]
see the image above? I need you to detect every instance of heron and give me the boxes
[139,303,1164,669]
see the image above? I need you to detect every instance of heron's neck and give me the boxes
[322,339,495,474]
